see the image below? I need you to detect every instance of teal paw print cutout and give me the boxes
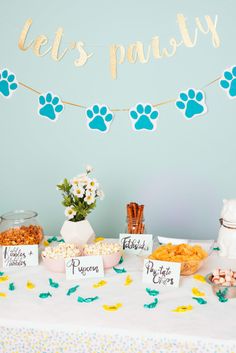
[220,66,236,98]
[0,68,18,98]
[86,104,113,133]
[129,103,159,131]
[38,92,64,121]
[176,89,207,119]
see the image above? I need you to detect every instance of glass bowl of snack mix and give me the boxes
[149,238,214,276]
[0,210,43,246]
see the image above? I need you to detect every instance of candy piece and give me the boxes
[49,278,59,288]
[0,272,4,276]
[26,281,35,289]
[66,285,79,296]
[93,280,107,288]
[0,292,6,297]
[192,297,207,304]
[124,275,133,286]
[43,240,49,247]
[219,277,225,284]
[223,281,231,287]
[94,237,105,243]
[0,276,9,283]
[77,296,99,303]
[193,274,206,283]
[192,287,205,297]
[103,303,122,311]
[9,283,15,291]
[172,305,193,312]
[144,297,158,309]
[146,288,159,297]
[47,236,58,243]
[118,256,124,265]
[39,292,52,299]
[113,267,127,274]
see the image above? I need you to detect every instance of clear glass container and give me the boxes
[0,210,43,245]
[125,217,146,234]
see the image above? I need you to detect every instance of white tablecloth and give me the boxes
[0,244,236,353]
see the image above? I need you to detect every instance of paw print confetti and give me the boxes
[93,280,107,288]
[66,285,79,296]
[103,303,122,311]
[192,287,205,297]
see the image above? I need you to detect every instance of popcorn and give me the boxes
[83,242,122,256]
[42,243,81,259]
[211,268,236,286]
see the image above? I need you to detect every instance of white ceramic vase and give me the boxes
[60,219,95,246]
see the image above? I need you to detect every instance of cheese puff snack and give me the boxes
[149,243,208,276]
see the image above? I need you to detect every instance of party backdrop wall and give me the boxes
[0,0,235,239]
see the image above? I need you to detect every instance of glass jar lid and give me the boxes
[1,210,38,221]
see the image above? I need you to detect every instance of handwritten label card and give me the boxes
[65,256,104,280]
[142,259,181,288]
[119,234,153,256]
[2,245,39,268]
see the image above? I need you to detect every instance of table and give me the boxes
[0,244,236,353]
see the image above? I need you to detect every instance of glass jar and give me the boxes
[0,210,43,246]
[125,217,146,234]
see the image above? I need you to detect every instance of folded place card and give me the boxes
[119,234,153,256]
[2,245,39,267]
[142,259,181,288]
[65,255,104,280]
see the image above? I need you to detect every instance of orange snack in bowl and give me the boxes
[149,243,208,276]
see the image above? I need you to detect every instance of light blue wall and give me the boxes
[0,0,235,239]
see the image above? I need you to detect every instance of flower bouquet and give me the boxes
[57,165,104,245]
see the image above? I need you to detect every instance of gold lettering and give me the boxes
[127,41,151,63]
[162,38,182,57]
[177,13,198,47]
[151,36,161,59]
[51,28,69,61]
[196,15,220,48]
[110,44,125,80]
[74,41,93,67]
[33,35,51,57]
[18,18,34,51]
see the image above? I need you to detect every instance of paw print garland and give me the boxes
[38,92,64,121]
[86,104,114,133]
[220,65,236,98]
[129,103,159,131]
[0,68,18,98]
[176,88,207,119]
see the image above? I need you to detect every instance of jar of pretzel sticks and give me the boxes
[126,202,146,234]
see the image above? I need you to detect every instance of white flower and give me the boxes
[87,178,98,190]
[65,207,76,219]
[84,192,95,205]
[77,174,89,186]
[73,186,85,198]
[86,165,93,173]
[70,177,80,187]
[97,189,105,200]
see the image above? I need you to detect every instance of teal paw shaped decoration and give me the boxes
[176,89,207,119]
[220,66,236,98]
[38,92,64,121]
[0,68,18,98]
[129,103,159,131]
[86,104,113,133]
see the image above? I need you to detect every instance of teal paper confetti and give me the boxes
[146,288,159,297]
[144,297,158,309]
[49,278,59,288]
[0,272,4,277]
[213,247,220,251]
[118,256,124,265]
[67,285,79,296]
[47,236,65,243]
[216,289,228,303]
[39,292,52,299]
[9,283,15,291]
[192,297,207,304]
[113,267,127,274]
[77,296,99,303]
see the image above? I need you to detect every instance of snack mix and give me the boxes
[83,242,122,255]
[0,225,43,245]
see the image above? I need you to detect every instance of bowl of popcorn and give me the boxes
[206,269,236,299]
[149,240,212,276]
[83,241,122,269]
[41,243,82,273]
